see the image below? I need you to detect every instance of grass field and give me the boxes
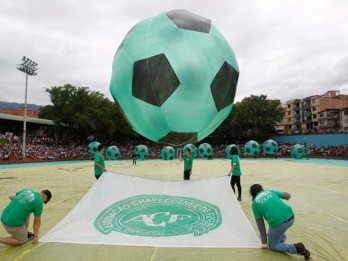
[0,158,347,261]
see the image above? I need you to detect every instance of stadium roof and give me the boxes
[0,113,54,125]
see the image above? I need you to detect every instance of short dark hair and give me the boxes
[250,184,263,200]
[97,145,104,152]
[42,189,52,204]
[230,146,239,155]
[186,149,191,154]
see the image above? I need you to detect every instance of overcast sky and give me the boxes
[0,0,347,106]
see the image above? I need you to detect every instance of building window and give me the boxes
[312,107,316,111]
[320,113,324,117]
[313,114,317,119]
[288,111,291,115]
[287,104,290,109]
[314,122,318,126]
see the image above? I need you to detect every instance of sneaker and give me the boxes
[237,197,242,201]
[27,232,35,240]
[295,242,310,260]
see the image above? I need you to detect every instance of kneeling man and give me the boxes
[0,189,52,245]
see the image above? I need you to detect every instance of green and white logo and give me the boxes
[94,195,222,237]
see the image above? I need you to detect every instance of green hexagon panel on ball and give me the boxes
[110,9,239,146]
[161,146,176,160]
[106,146,121,160]
[262,139,279,155]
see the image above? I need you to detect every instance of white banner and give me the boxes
[41,172,261,248]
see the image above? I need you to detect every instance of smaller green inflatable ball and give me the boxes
[161,146,176,160]
[88,141,101,156]
[198,143,213,158]
[106,146,121,160]
[262,139,279,155]
[244,140,260,156]
[134,145,149,160]
[291,144,307,160]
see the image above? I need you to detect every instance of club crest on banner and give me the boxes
[94,195,222,237]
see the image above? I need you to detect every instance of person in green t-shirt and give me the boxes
[250,184,310,260]
[227,146,242,201]
[0,189,52,246]
[181,149,193,180]
[94,145,107,180]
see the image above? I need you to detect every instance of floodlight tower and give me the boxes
[17,56,38,158]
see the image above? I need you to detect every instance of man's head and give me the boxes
[230,146,239,155]
[40,189,52,204]
[250,184,263,200]
[185,149,191,155]
[97,144,104,152]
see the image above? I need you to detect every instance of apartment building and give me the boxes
[283,90,348,133]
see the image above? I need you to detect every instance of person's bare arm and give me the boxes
[8,194,16,200]
[256,218,267,245]
[32,217,41,244]
[281,192,291,200]
[96,163,107,172]
[228,164,235,176]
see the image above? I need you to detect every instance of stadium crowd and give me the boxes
[1,132,348,162]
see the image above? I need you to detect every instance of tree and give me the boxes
[38,84,134,143]
[213,94,284,142]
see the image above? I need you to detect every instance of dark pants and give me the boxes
[230,175,241,198]
[133,159,136,165]
[184,169,191,180]
[95,175,100,180]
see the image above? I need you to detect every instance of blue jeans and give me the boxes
[268,217,297,254]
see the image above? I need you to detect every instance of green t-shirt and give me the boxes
[252,190,294,229]
[183,154,193,171]
[94,152,105,176]
[231,155,242,176]
[1,189,43,227]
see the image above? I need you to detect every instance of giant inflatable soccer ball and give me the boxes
[244,140,260,156]
[183,143,197,158]
[291,144,307,159]
[88,141,101,156]
[161,146,176,160]
[225,144,240,159]
[106,146,121,160]
[198,143,213,158]
[110,10,239,146]
[134,145,149,160]
[262,139,278,155]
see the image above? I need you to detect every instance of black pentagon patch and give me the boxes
[266,147,270,152]
[211,62,239,111]
[166,10,211,33]
[169,149,174,153]
[207,148,211,153]
[272,142,276,146]
[246,148,250,153]
[170,156,173,160]
[199,148,204,153]
[158,131,198,146]
[132,54,180,107]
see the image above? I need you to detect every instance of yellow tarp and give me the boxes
[0,159,347,260]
